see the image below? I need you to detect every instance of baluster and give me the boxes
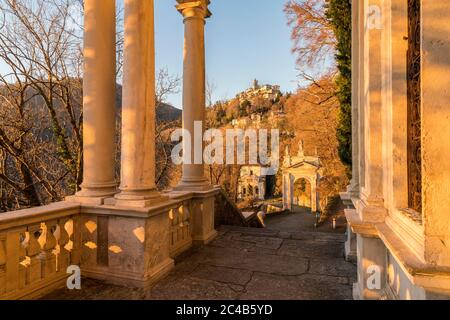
[18,231,28,289]
[70,216,81,266]
[38,221,57,279]
[169,209,175,246]
[54,219,70,272]
[26,225,42,284]
[175,207,181,244]
[177,206,184,242]
[183,201,192,240]
[0,233,6,295]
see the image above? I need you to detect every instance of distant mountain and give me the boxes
[116,84,181,123]
[157,103,182,123]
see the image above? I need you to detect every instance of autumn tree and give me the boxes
[284,76,349,210]
[285,0,352,171]
[0,0,84,210]
[284,0,336,76]
[0,0,182,211]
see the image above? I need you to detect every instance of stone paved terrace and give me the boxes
[43,209,357,300]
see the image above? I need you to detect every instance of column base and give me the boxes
[355,191,387,223]
[82,258,174,289]
[173,178,213,192]
[67,184,118,205]
[108,189,169,208]
[193,229,218,246]
[345,224,357,263]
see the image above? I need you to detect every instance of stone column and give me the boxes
[349,0,360,197]
[259,181,265,200]
[71,0,117,204]
[345,224,357,262]
[289,174,294,211]
[356,0,386,223]
[114,0,164,207]
[175,0,212,191]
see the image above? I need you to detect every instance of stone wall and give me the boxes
[214,190,263,229]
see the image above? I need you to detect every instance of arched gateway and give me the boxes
[282,141,321,212]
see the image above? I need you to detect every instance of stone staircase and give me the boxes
[214,189,263,228]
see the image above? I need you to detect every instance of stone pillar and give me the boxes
[113,0,165,207]
[282,175,287,209]
[311,177,318,213]
[354,234,387,300]
[190,192,218,245]
[345,223,357,262]
[175,0,212,191]
[259,181,265,200]
[170,0,217,246]
[289,174,294,211]
[349,0,360,197]
[71,0,117,204]
[356,0,386,223]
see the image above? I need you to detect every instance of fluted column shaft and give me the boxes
[176,0,211,191]
[78,0,117,200]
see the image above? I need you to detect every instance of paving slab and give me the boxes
[309,258,357,278]
[190,264,253,286]
[42,207,356,300]
[278,239,345,259]
[197,246,310,276]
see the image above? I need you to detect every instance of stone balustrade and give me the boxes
[0,192,218,299]
[0,203,81,299]
[169,202,192,258]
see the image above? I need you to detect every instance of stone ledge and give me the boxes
[168,186,221,200]
[80,198,185,219]
[344,209,378,237]
[385,210,424,262]
[346,206,450,294]
[0,202,81,232]
[1,272,68,300]
[376,223,450,292]
[339,191,354,208]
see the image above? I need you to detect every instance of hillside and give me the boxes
[157,103,182,122]
[202,77,348,208]
[115,84,181,123]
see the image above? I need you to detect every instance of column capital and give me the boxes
[176,0,211,20]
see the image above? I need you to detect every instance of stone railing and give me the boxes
[0,187,261,299]
[0,203,81,300]
[0,199,193,299]
[0,192,209,299]
[168,200,192,258]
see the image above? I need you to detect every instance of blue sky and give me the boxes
[155,0,299,108]
[0,0,300,110]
